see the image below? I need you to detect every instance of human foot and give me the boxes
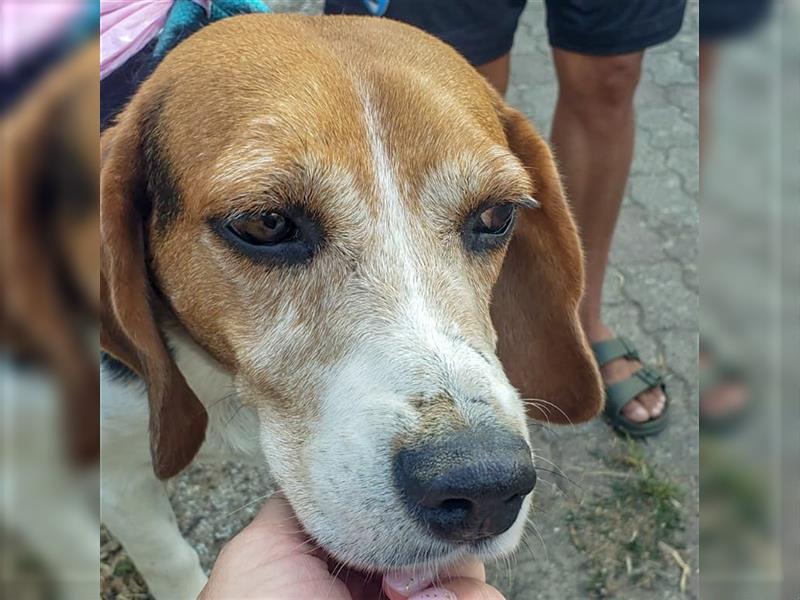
[699,347,748,428]
[587,323,667,424]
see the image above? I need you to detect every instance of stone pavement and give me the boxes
[101,3,699,599]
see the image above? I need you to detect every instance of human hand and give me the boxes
[199,493,505,599]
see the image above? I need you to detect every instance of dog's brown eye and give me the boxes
[477,203,515,235]
[211,207,322,265]
[227,212,297,245]
[463,202,517,254]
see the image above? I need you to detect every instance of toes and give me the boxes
[639,387,667,418]
[622,399,650,422]
[701,382,746,419]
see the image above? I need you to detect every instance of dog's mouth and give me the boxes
[320,534,515,575]
[299,490,533,576]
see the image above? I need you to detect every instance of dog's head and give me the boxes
[101,15,602,572]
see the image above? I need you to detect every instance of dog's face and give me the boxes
[101,16,602,572]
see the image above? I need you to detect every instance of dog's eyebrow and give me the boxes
[140,90,182,234]
[207,148,362,219]
[417,147,534,214]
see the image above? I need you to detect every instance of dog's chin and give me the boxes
[307,494,532,575]
[320,526,526,576]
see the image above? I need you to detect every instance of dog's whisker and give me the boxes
[222,493,272,518]
[525,399,552,419]
[535,467,583,491]
[283,533,324,557]
[324,559,345,600]
[522,397,575,427]
[534,476,569,498]
[526,418,557,435]
[532,453,570,478]
[526,518,550,564]
[530,450,578,487]
[522,399,556,428]
[520,534,538,562]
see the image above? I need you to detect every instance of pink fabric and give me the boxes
[100,0,211,80]
[0,1,84,72]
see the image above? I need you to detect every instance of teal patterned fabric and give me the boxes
[153,0,270,61]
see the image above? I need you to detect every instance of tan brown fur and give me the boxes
[101,14,602,480]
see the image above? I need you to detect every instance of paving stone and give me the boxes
[510,83,558,129]
[602,265,628,305]
[666,84,700,121]
[638,105,698,149]
[610,204,671,265]
[630,139,670,176]
[667,145,700,197]
[647,51,698,86]
[659,328,700,404]
[635,78,669,109]
[629,172,697,230]
[603,302,661,362]
[621,262,699,334]
[662,223,699,265]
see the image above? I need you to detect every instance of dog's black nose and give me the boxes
[393,429,536,542]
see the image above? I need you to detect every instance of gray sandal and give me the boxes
[591,337,669,438]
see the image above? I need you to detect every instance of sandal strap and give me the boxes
[605,366,666,417]
[591,336,640,367]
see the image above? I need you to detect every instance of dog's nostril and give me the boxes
[438,498,473,513]
[504,493,522,505]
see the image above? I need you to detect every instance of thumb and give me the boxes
[407,578,505,600]
[241,493,316,553]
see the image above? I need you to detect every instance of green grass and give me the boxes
[112,557,137,577]
[567,439,686,598]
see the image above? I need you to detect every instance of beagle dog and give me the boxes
[2,40,100,465]
[2,40,100,600]
[101,14,603,599]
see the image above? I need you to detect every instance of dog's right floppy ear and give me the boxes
[101,99,208,480]
[491,105,604,424]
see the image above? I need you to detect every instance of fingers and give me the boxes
[240,498,506,600]
[383,560,489,600]
[415,577,505,600]
[228,492,319,562]
[247,492,305,540]
[205,493,353,600]
[248,492,294,528]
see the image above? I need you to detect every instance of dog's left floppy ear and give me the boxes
[491,104,604,424]
[101,93,208,480]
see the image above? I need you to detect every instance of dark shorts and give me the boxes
[699,0,771,41]
[324,0,687,66]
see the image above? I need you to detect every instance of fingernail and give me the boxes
[409,588,457,600]
[384,570,436,596]
[631,405,648,420]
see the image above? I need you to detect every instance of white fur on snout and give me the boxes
[250,88,533,571]
[360,85,527,430]
[258,349,533,572]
